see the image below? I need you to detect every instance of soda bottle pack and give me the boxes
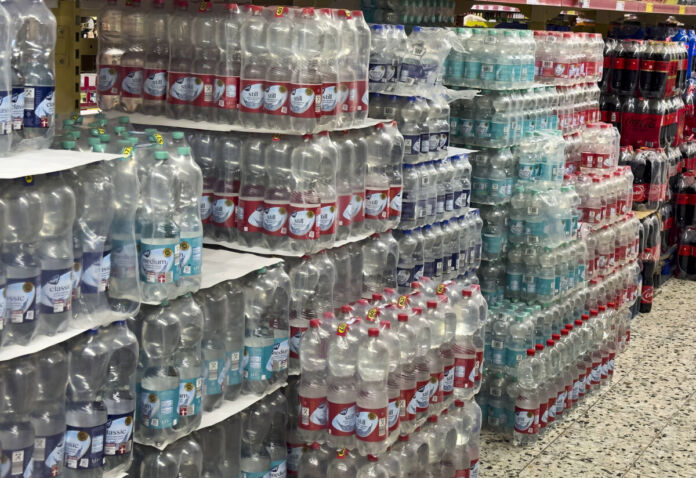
[97,2,373,134]
[534,32,605,86]
[360,0,457,27]
[0,0,56,155]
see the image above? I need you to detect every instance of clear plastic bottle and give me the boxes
[298,319,328,444]
[243,269,275,395]
[190,1,220,122]
[141,0,168,116]
[216,3,241,124]
[119,0,145,113]
[263,6,292,131]
[327,322,358,450]
[224,280,245,401]
[288,135,322,254]
[166,0,194,120]
[237,135,266,247]
[356,328,390,456]
[240,401,272,478]
[238,5,267,128]
[211,134,241,243]
[96,0,123,112]
[197,285,228,412]
[0,0,12,154]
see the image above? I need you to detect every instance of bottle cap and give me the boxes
[590,309,598,316]
[462,289,472,297]
[575,319,583,326]
[552,333,561,340]
[582,314,589,320]
[380,320,391,329]
[154,151,168,160]
[399,434,410,441]
[412,307,423,315]
[608,302,616,308]
[367,455,378,462]
[309,319,321,328]
[561,329,569,336]
[397,313,408,322]
[527,349,535,356]
[384,287,395,295]
[428,415,437,423]
[372,293,383,302]
[535,344,544,351]
[565,323,573,331]
[411,281,422,289]
[599,305,606,312]
[341,305,353,314]
[177,146,191,155]
[546,339,555,347]
[310,442,320,450]
[357,299,369,306]
[427,301,437,309]
[322,311,335,320]
[368,328,379,337]
[454,399,465,407]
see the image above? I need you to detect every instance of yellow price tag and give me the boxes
[24,176,33,184]
[645,3,653,12]
[71,114,78,121]
[366,308,378,321]
[436,283,446,295]
[98,128,105,135]
[122,146,133,158]
[679,5,686,14]
[154,133,164,145]
[397,295,409,308]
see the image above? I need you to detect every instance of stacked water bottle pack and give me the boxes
[360,0,457,27]
[291,278,485,477]
[0,0,57,156]
[97,2,372,133]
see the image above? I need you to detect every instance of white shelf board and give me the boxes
[105,111,386,135]
[0,310,124,362]
[199,247,283,289]
[103,471,127,478]
[203,231,373,258]
[0,149,122,179]
[447,146,477,157]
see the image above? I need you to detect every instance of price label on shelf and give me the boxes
[679,5,686,14]
[616,1,625,10]
[580,0,590,7]
[645,2,653,12]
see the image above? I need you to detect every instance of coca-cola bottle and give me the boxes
[630,146,647,207]
[640,214,660,313]
[677,226,696,279]
[612,40,642,97]
[600,38,616,93]
[600,93,622,131]
[676,171,696,228]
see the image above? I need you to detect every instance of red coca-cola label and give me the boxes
[679,244,692,257]
[262,201,289,237]
[612,57,625,70]
[289,325,307,359]
[98,64,122,95]
[364,188,389,220]
[625,58,639,71]
[454,356,476,390]
[455,470,470,478]
[319,201,337,236]
[641,285,654,304]
[648,182,662,203]
[429,372,444,405]
[191,73,216,107]
[655,60,670,73]
[620,112,662,148]
[237,197,264,233]
[299,395,328,430]
[337,194,353,227]
[352,191,365,224]
[355,405,387,442]
[399,386,417,423]
[289,83,321,119]
[514,406,538,435]
[239,78,265,112]
[120,66,144,98]
[287,203,320,240]
[357,79,369,112]
[633,184,647,203]
[217,75,239,110]
[212,193,237,229]
[640,59,655,72]
[142,68,167,100]
[328,401,356,437]
[388,185,402,219]
[263,81,290,116]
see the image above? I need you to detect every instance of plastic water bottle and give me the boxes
[238,5,267,128]
[221,414,241,477]
[298,319,328,445]
[288,135,322,254]
[263,135,292,251]
[0,355,37,478]
[513,349,539,446]
[326,322,357,450]
[237,136,266,248]
[173,295,204,436]
[244,269,275,395]
[103,320,138,473]
[211,134,241,243]
[196,285,228,412]
[1,177,43,346]
[240,401,271,478]
[217,3,241,124]
[119,0,145,113]
[166,0,194,120]
[317,132,338,247]
[266,390,289,478]
[356,328,389,456]
[191,2,220,122]
[0,1,11,154]
[136,302,181,448]
[30,346,68,478]
[96,0,123,112]
[65,329,110,477]
[142,0,168,116]
[267,265,291,386]
[224,280,245,401]
[193,425,224,478]
[137,151,180,303]
[327,448,359,478]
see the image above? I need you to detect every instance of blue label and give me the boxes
[33,432,64,478]
[64,423,106,470]
[460,119,474,138]
[464,61,482,80]
[369,62,390,83]
[3,444,33,477]
[24,86,54,129]
[72,258,82,301]
[506,272,522,292]
[270,459,287,478]
[101,249,111,291]
[11,86,24,131]
[204,357,226,396]
[403,134,421,156]
[0,90,10,134]
[453,190,463,211]
[474,120,491,139]
[81,251,103,294]
[105,411,134,457]
[6,276,39,324]
[482,234,503,257]
[420,134,430,154]
[226,349,243,386]
[244,345,273,382]
[179,235,202,277]
[535,277,555,298]
[401,191,417,221]
[39,267,72,315]
[178,377,202,418]
[139,241,179,284]
[399,63,424,83]
[494,64,513,83]
[413,263,424,281]
[490,122,508,140]
[423,260,436,278]
[268,337,289,373]
[139,387,179,429]
[451,252,460,272]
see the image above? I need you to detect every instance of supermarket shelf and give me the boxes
[199,247,283,289]
[105,111,387,135]
[203,231,374,258]
[447,146,477,157]
[104,472,127,478]
[0,149,121,179]
[482,0,696,14]
[0,310,123,362]
[634,208,658,220]
[136,380,288,451]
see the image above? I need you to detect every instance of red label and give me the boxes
[454,356,476,390]
[625,58,639,71]
[640,59,655,72]
[352,191,365,224]
[514,406,538,435]
[641,285,654,304]
[677,193,689,205]
[679,244,692,256]
[142,68,167,100]
[601,357,608,380]
[456,470,470,478]
[539,401,548,429]
[442,364,454,397]
[337,194,353,227]
[564,384,572,409]
[612,57,625,70]
[120,66,144,98]
[415,379,430,413]
[429,372,444,406]
[355,405,388,442]
[388,185,402,219]
[553,62,570,79]
[212,193,237,229]
[547,396,556,423]
[357,79,369,112]
[340,81,358,113]
[167,71,197,105]
[299,395,328,431]
[217,75,239,109]
[655,60,670,73]
[287,203,320,240]
[191,73,216,107]
[321,82,339,117]
[399,386,417,423]
[289,83,322,118]
[633,184,646,203]
[263,81,290,116]
[388,397,400,432]
[262,201,289,237]
[621,112,662,148]
[328,401,356,437]
[289,325,307,359]
[365,188,389,220]
[583,207,603,225]
[237,197,264,233]
[319,201,337,236]
[239,79,265,112]
[98,64,122,95]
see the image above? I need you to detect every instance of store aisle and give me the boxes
[480,278,696,477]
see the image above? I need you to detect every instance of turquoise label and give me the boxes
[179,235,202,277]
[204,357,226,396]
[482,234,504,256]
[490,121,508,140]
[226,349,243,386]
[178,377,202,417]
[244,345,273,382]
[535,277,555,298]
[139,386,178,429]
[464,61,481,80]
[494,64,513,83]
[268,337,289,373]
[506,272,522,292]
[139,241,179,284]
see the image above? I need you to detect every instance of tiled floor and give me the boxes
[480,278,696,477]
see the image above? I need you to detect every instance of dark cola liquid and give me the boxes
[678,226,696,279]
[638,41,669,99]
[611,40,642,97]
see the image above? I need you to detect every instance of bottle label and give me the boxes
[319,202,337,235]
[299,395,328,430]
[270,459,287,478]
[11,87,24,131]
[400,386,417,422]
[286,443,303,475]
[364,188,389,220]
[39,267,72,315]
[456,470,470,478]
[261,201,289,237]
[355,405,387,442]
[200,192,214,224]
[397,266,414,288]
[0,91,10,135]
[239,79,265,112]
[104,411,134,457]
[357,79,369,112]
[180,236,202,277]
[454,356,476,390]
[321,82,338,116]
[6,276,38,324]
[369,62,389,83]
[2,444,32,477]
[352,191,365,224]
[289,325,307,360]
[268,337,289,373]
[216,75,239,110]
[203,357,225,396]
[143,69,168,100]
[238,197,265,233]
[111,238,137,283]
[388,397,400,432]
[415,379,430,412]
[428,371,443,404]
[480,62,495,81]
[337,194,353,227]
[263,81,289,115]
[80,251,101,295]
[98,65,121,95]
[178,377,203,417]
[226,349,243,386]
[389,185,402,218]
[167,72,198,104]
[289,83,321,118]
[64,423,106,469]
[120,66,144,98]
[514,406,537,434]
[33,432,64,477]
[139,241,179,284]
[288,203,320,240]
[23,86,54,129]
[436,193,445,214]
[213,193,238,229]
[190,73,216,107]
[441,364,454,395]
[101,250,111,292]
[244,344,273,381]
[403,134,421,155]
[139,386,178,429]
[328,401,356,436]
